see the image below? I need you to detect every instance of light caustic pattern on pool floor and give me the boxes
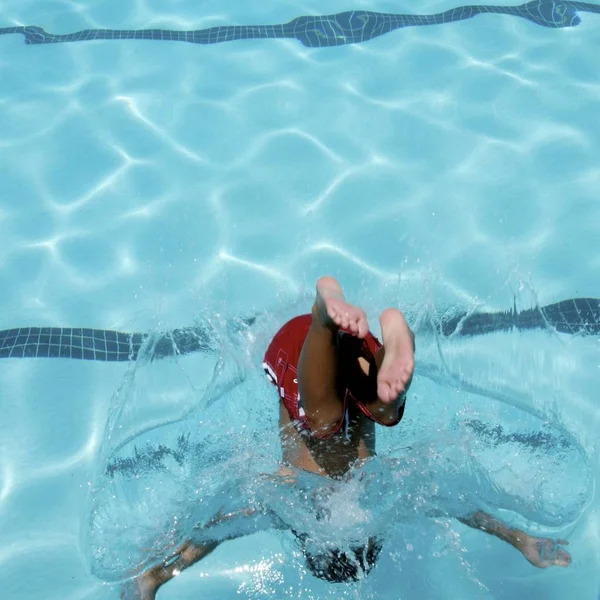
[0,0,599,599]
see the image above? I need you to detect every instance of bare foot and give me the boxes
[517,535,571,568]
[121,570,159,600]
[377,308,415,404]
[315,276,368,338]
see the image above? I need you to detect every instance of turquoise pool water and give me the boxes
[1,0,599,598]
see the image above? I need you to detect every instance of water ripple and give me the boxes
[0,0,599,598]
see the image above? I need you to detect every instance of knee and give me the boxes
[305,402,345,433]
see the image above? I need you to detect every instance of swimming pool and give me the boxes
[1,0,599,598]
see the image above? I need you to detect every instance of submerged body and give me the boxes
[125,276,571,599]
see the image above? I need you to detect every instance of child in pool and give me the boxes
[125,276,571,599]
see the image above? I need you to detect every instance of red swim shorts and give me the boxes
[263,314,405,438]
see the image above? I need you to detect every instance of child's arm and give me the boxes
[458,511,571,568]
[123,508,267,600]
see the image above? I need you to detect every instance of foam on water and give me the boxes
[80,302,593,598]
[1,0,599,598]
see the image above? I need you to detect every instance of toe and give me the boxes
[380,383,394,402]
[377,382,389,403]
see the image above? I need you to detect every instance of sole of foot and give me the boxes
[377,308,414,404]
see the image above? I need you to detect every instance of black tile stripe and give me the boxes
[439,298,600,338]
[0,301,597,361]
[0,326,137,361]
[0,1,597,50]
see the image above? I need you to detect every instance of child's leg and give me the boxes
[344,309,415,425]
[297,276,368,436]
